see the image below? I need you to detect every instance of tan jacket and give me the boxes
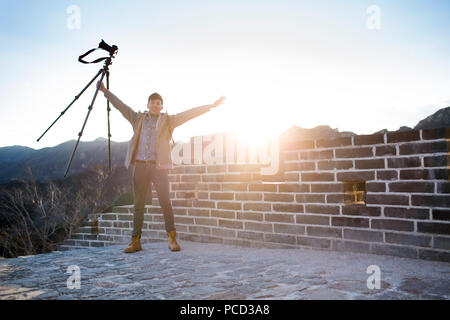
[103,90,213,170]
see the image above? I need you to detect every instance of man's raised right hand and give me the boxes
[97,80,106,93]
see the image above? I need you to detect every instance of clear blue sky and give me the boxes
[1,0,449,149]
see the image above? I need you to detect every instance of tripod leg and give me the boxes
[64,70,107,177]
[106,70,112,172]
[37,68,104,142]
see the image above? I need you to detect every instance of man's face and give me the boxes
[147,99,163,115]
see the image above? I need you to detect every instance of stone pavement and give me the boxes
[0,240,449,300]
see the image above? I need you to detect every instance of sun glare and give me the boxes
[230,122,282,149]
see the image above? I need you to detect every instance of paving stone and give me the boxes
[298,287,350,300]
[0,240,449,300]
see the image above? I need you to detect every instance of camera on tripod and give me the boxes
[37,39,119,177]
[78,39,118,64]
[98,40,118,57]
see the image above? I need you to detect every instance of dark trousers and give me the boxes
[132,161,175,237]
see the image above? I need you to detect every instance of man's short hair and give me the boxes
[148,92,163,104]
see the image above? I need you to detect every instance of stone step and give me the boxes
[56,245,85,251]
[57,205,189,251]
[80,220,92,227]
[75,226,94,233]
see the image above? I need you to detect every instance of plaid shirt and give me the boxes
[135,112,159,161]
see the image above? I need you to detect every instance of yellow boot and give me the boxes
[124,234,142,253]
[167,230,180,251]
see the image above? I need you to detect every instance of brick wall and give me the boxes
[58,127,450,263]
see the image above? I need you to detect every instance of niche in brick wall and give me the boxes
[343,180,366,205]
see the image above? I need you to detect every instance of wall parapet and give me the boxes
[58,127,450,262]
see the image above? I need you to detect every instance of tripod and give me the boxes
[37,52,115,178]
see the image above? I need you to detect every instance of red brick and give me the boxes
[384,207,429,219]
[365,194,409,206]
[249,183,277,192]
[376,170,398,180]
[273,224,306,235]
[386,130,420,143]
[295,214,330,225]
[388,182,434,193]
[305,204,340,215]
[376,145,396,156]
[371,219,414,232]
[341,205,381,217]
[210,192,234,200]
[332,217,369,228]
[237,231,264,241]
[355,159,385,169]
[218,219,243,229]
[244,221,273,232]
[222,183,248,191]
[264,213,295,223]
[301,172,335,182]
[399,141,449,155]
[387,157,421,168]
[243,202,271,211]
[187,208,210,217]
[417,222,450,235]
[264,193,294,202]
[235,192,262,201]
[422,127,450,140]
[366,182,386,192]
[354,133,384,145]
[273,204,304,213]
[337,170,374,181]
[310,183,344,193]
[192,200,216,208]
[217,202,241,210]
[335,147,373,158]
[265,233,296,245]
[296,194,326,203]
[318,160,353,170]
[194,217,218,226]
[237,211,263,221]
[300,149,333,160]
[181,174,201,183]
[412,195,450,207]
[211,209,236,219]
[278,183,310,192]
[307,226,342,238]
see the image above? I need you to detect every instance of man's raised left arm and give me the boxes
[170,96,226,128]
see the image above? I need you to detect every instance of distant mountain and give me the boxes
[0,145,36,164]
[414,106,450,130]
[0,138,128,183]
[283,106,450,142]
[280,124,357,143]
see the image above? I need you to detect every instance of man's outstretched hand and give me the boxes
[211,96,226,108]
